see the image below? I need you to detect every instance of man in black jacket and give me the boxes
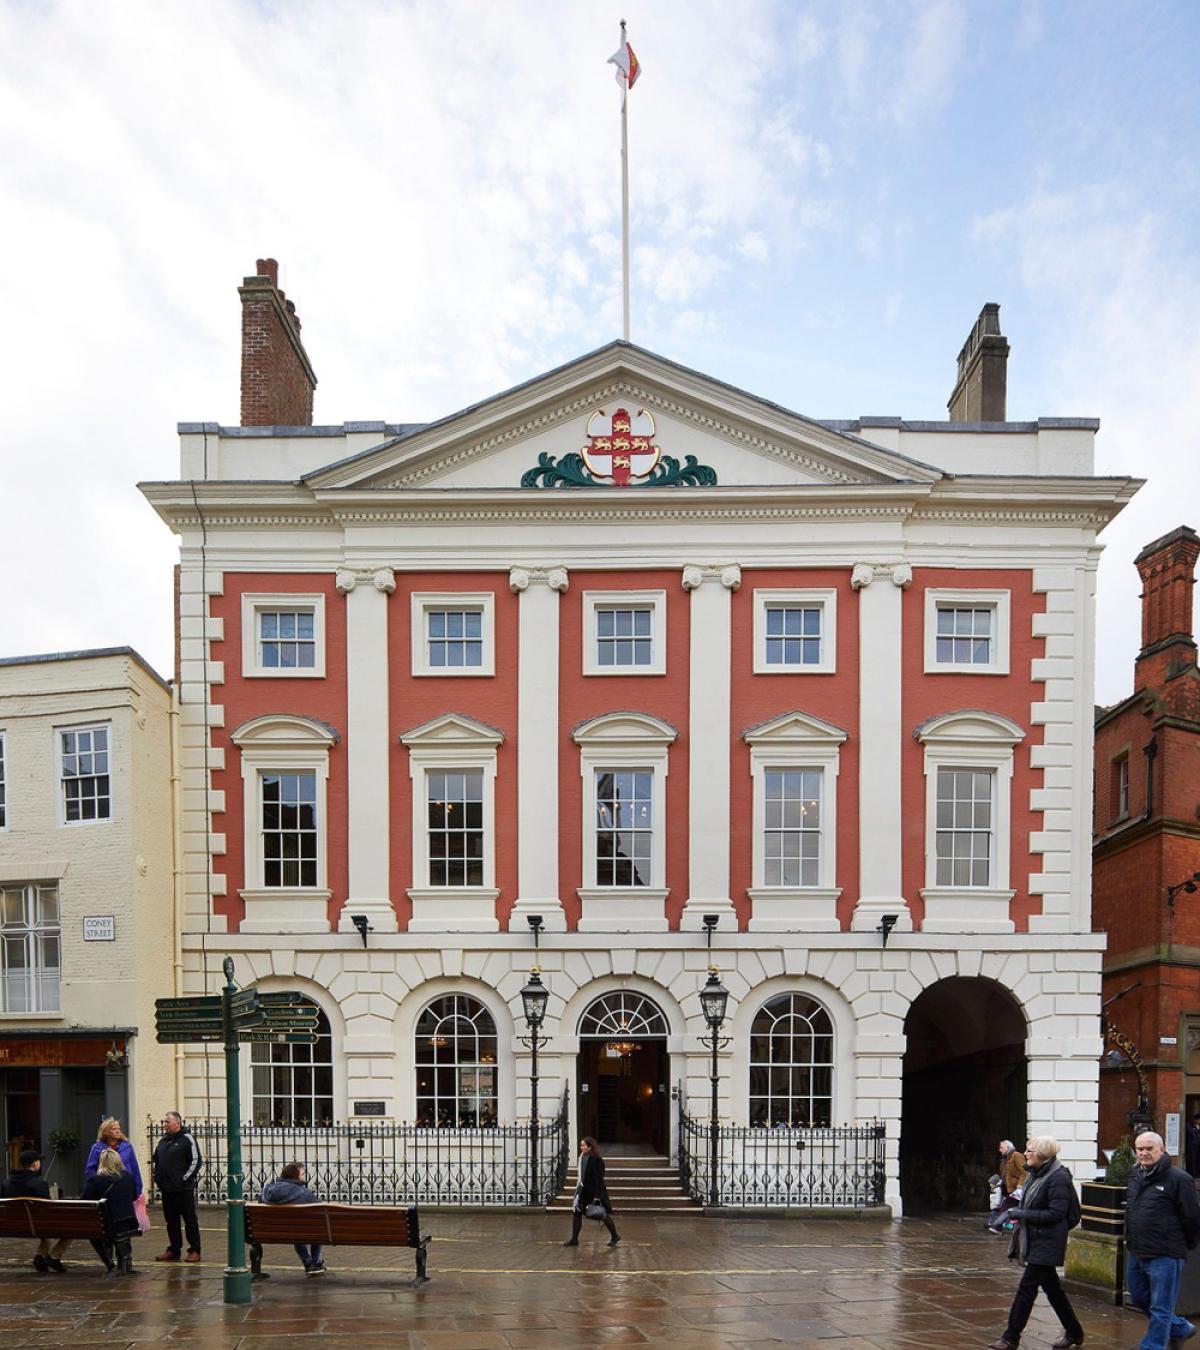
[1125,1130,1200,1350]
[0,1150,71,1272]
[151,1112,202,1262]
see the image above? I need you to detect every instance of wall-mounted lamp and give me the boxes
[1167,871,1200,908]
[350,914,372,948]
[877,913,899,948]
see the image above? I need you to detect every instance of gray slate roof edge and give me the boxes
[0,646,171,691]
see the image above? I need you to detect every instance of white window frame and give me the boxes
[918,709,1024,934]
[0,731,7,831]
[57,721,112,827]
[752,588,838,675]
[573,712,675,931]
[400,713,502,932]
[232,714,335,933]
[0,882,61,1015]
[582,590,667,676]
[241,593,327,678]
[924,588,1010,675]
[410,593,496,677]
[743,710,846,932]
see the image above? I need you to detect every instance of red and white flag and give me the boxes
[608,36,641,100]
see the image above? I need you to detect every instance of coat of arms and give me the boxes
[520,405,718,489]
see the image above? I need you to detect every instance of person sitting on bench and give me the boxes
[252,1162,326,1278]
[1,1150,72,1272]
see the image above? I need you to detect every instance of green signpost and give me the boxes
[154,961,323,1305]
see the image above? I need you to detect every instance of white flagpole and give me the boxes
[620,18,631,341]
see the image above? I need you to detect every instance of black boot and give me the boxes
[563,1213,583,1246]
[604,1218,620,1248]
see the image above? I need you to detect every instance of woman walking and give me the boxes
[563,1137,620,1249]
[988,1136,1084,1349]
[81,1148,141,1277]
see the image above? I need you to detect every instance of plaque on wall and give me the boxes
[83,916,116,941]
[353,1101,386,1116]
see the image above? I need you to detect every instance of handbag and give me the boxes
[584,1202,606,1221]
[133,1194,151,1234]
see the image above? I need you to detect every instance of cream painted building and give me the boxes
[0,648,175,1191]
[139,271,1141,1214]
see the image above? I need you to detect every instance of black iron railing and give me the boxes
[150,1090,569,1208]
[677,1097,885,1208]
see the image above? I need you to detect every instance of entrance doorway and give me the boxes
[575,991,670,1154]
[901,976,1026,1214]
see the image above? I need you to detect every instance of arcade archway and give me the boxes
[901,977,1027,1213]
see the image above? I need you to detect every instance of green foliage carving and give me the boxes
[520,452,718,489]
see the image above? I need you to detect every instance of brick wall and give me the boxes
[239,258,317,427]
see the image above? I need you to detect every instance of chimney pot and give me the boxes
[948,302,1009,422]
[256,257,279,288]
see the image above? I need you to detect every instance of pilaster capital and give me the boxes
[852,561,911,591]
[682,563,741,592]
[337,566,396,595]
[889,563,912,590]
[510,566,569,594]
[850,563,876,591]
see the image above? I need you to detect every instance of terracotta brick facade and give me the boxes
[1094,525,1200,1152]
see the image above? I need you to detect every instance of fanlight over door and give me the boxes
[577,991,669,1039]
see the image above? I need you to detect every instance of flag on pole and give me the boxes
[608,35,641,100]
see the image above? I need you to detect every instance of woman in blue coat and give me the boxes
[84,1118,144,1199]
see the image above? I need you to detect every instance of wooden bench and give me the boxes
[244,1202,431,1283]
[0,1197,114,1245]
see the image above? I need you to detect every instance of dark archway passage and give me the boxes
[901,977,1027,1214]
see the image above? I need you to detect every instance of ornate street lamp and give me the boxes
[1167,870,1200,908]
[520,916,549,1206]
[700,915,730,1208]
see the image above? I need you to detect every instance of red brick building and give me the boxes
[1095,525,1200,1149]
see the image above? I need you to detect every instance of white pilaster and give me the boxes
[680,564,740,931]
[851,562,913,933]
[336,567,399,933]
[508,566,569,932]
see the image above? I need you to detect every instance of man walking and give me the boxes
[1125,1130,1200,1349]
[152,1111,202,1262]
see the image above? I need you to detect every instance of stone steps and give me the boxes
[546,1155,700,1212]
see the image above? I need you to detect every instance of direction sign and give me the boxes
[229,990,259,1010]
[261,1006,319,1020]
[256,991,307,1006]
[157,1007,223,1020]
[156,996,223,1011]
[230,1009,268,1028]
[238,1030,319,1044]
[156,1030,226,1044]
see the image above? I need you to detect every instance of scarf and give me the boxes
[1016,1158,1059,1264]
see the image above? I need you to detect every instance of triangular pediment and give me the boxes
[304,343,941,493]
[399,712,504,748]
[742,710,849,745]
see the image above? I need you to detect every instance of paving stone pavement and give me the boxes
[0,1207,1147,1348]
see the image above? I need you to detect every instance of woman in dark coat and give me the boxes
[81,1148,141,1277]
[988,1136,1083,1349]
[564,1137,620,1249]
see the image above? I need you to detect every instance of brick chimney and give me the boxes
[947,303,1009,422]
[1134,525,1200,692]
[239,258,317,426]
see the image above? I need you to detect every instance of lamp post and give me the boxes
[699,965,729,1209]
[520,968,549,1206]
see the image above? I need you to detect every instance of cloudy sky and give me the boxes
[1,0,1197,705]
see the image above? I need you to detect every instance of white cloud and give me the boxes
[974,187,1200,704]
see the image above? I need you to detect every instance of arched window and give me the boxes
[577,991,669,1039]
[415,994,498,1128]
[749,994,833,1127]
[250,1009,334,1126]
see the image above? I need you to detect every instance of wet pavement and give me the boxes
[0,1207,1146,1348]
